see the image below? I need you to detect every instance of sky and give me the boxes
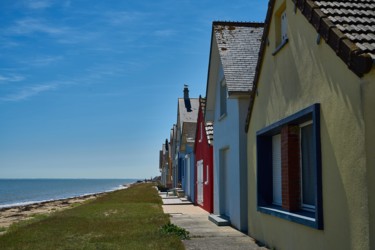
[0,0,267,179]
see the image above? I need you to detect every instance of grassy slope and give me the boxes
[0,183,184,250]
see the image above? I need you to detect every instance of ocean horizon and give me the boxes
[0,178,139,208]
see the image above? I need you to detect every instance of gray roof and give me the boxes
[182,122,197,144]
[214,22,264,94]
[178,98,199,129]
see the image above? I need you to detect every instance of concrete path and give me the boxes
[162,196,268,250]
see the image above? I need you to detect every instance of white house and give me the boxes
[205,21,264,232]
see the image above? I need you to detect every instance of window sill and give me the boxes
[218,113,227,121]
[272,38,288,56]
[258,205,322,229]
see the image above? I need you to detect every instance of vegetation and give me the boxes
[0,183,184,250]
[156,183,169,192]
[160,223,190,240]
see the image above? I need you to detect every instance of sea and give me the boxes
[0,179,138,209]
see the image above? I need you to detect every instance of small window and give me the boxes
[273,2,288,55]
[199,122,203,142]
[280,10,288,43]
[220,78,227,117]
[257,104,323,229]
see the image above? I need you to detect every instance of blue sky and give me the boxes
[0,0,267,179]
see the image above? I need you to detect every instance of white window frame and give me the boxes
[281,9,288,43]
[300,121,316,212]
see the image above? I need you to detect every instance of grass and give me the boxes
[0,183,184,250]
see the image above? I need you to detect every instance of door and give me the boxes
[220,148,230,217]
[197,160,204,205]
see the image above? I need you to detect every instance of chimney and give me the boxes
[183,85,192,112]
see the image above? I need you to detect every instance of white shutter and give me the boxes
[197,160,204,205]
[281,10,288,42]
[272,134,282,206]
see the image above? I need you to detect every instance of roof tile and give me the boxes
[213,22,264,94]
[296,0,375,76]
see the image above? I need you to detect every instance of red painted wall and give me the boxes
[194,98,214,213]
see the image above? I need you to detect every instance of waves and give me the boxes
[0,179,137,209]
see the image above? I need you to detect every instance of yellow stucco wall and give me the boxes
[362,70,375,250]
[247,1,373,250]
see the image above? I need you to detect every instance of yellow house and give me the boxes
[245,0,375,250]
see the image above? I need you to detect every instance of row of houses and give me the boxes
[159,0,375,249]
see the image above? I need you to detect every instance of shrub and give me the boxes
[160,223,190,240]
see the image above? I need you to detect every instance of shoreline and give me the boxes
[0,183,134,235]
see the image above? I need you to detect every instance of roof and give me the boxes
[205,121,214,145]
[198,96,214,145]
[245,0,375,132]
[213,21,264,95]
[295,0,375,76]
[178,98,199,129]
[182,122,197,144]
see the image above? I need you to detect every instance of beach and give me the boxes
[0,180,135,235]
[0,193,103,235]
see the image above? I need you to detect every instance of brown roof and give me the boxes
[295,0,375,77]
[245,0,375,132]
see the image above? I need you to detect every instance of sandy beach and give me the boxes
[0,193,103,235]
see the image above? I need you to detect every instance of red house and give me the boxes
[194,96,214,213]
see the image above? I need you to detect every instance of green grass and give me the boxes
[0,183,184,250]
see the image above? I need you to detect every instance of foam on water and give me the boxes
[0,179,137,209]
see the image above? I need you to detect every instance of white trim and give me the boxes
[299,121,316,212]
[259,207,316,222]
[205,165,209,185]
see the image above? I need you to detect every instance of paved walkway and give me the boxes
[161,194,268,250]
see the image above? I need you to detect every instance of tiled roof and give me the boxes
[295,0,375,76]
[213,22,264,95]
[245,0,375,132]
[205,121,214,145]
[198,96,214,145]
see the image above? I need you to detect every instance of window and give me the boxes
[272,2,288,55]
[280,10,288,43]
[220,78,227,117]
[199,122,203,143]
[300,122,316,211]
[256,104,323,229]
[272,134,282,206]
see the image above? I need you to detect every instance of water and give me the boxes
[0,179,138,208]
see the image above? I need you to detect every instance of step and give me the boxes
[208,214,230,226]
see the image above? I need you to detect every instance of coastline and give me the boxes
[0,183,133,235]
